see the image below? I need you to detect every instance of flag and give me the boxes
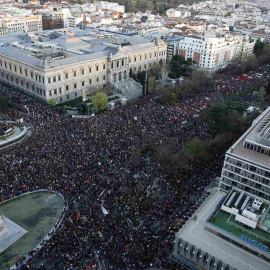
[101,205,108,215]
[15,254,20,259]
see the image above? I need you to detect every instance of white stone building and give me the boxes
[1,15,42,34]
[177,34,253,72]
[0,30,167,104]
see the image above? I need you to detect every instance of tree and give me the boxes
[48,98,56,106]
[191,69,211,88]
[169,92,176,101]
[169,55,186,78]
[0,94,8,111]
[253,39,264,57]
[137,71,146,94]
[92,92,108,111]
[183,137,207,161]
[205,100,248,133]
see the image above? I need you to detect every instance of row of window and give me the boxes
[0,61,44,83]
[0,71,45,96]
[64,64,106,79]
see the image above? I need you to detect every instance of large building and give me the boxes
[177,34,255,72]
[41,12,64,30]
[1,15,42,34]
[172,107,270,270]
[220,107,270,201]
[0,29,167,104]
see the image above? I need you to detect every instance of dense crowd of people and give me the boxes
[0,63,269,270]
[0,122,11,136]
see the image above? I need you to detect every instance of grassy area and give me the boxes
[208,210,270,247]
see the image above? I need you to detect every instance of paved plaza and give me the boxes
[176,190,270,270]
[0,217,27,253]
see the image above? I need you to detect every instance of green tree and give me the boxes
[169,92,176,101]
[206,100,248,133]
[169,55,186,78]
[92,92,108,111]
[137,71,146,94]
[183,137,207,161]
[253,39,264,57]
[0,94,8,111]
[48,98,56,106]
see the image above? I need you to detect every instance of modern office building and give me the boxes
[172,107,270,270]
[220,106,270,201]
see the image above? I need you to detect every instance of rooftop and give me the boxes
[208,207,270,248]
[175,190,270,270]
[228,107,270,169]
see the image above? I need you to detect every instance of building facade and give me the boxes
[220,107,270,201]
[0,31,167,104]
[177,35,254,72]
[1,15,42,34]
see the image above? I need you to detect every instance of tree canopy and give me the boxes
[92,92,108,111]
[0,94,9,111]
[169,55,193,78]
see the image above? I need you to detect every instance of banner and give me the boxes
[83,89,87,101]
[101,205,108,215]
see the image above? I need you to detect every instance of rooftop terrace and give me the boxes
[175,190,270,270]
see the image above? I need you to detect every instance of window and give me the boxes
[96,77,99,83]
[19,67,22,74]
[74,70,76,77]
[14,66,17,72]
[4,62,7,68]
[48,77,51,84]
[9,63,12,70]
[96,65,99,72]
[89,79,92,85]
[82,81,85,87]
[49,90,52,96]
[65,73,68,79]
[53,76,56,83]
[122,59,124,66]
[31,71,33,78]
[66,85,69,91]
[103,64,106,70]
[74,83,77,89]
[25,70,28,77]
[103,75,106,81]
[89,66,92,73]
[67,94,69,100]
[58,75,61,81]
[54,89,57,95]
[59,87,62,94]
[81,69,84,75]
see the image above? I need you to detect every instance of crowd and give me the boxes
[0,122,11,136]
[0,62,269,270]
